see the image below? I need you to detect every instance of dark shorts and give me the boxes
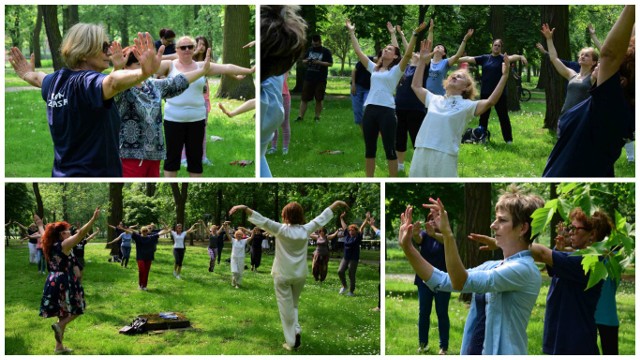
[163,120,206,173]
[301,80,327,102]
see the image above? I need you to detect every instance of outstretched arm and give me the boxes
[587,23,603,51]
[387,22,400,49]
[346,19,371,68]
[399,22,427,71]
[8,48,46,88]
[396,25,409,51]
[411,39,432,106]
[106,232,124,245]
[475,54,509,116]
[448,29,474,66]
[340,212,348,230]
[61,208,100,254]
[529,243,554,266]
[207,63,254,77]
[84,228,100,243]
[457,55,477,64]
[229,205,254,217]
[597,5,634,86]
[398,206,434,281]
[541,23,574,80]
[423,198,467,290]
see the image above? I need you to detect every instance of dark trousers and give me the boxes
[337,258,358,292]
[173,247,186,267]
[163,120,206,173]
[417,281,451,350]
[250,247,262,269]
[395,109,425,152]
[362,105,397,160]
[478,93,512,142]
[312,253,329,281]
[597,324,619,355]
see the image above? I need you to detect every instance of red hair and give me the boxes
[42,221,70,262]
[281,202,305,225]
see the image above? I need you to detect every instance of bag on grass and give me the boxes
[461,127,490,144]
[119,316,148,335]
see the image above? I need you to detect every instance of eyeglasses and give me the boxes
[61,230,71,235]
[178,45,195,51]
[567,224,589,233]
[102,41,110,54]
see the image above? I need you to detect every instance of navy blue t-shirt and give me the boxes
[414,231,446,285]
[475,54,506,96]
[354,57,374,89]
[343,232,363,261]
[41,69,122,177]
[543,251,603,354]
[395,65,428,112]
[132,233,159,261]
[543,72,630,177]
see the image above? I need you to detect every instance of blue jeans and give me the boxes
[351,85,369,125]
[417,281,450,350]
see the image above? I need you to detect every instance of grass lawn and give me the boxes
[266,77,634,178]
[385,253,636,355]
[5,240,380,355]
[4,69,255,178]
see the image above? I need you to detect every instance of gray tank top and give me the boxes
[561,73,592,114]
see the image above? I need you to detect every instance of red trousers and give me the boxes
[137,260,153,287]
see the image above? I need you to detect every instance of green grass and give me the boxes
[5,75,255,177]
[5,239,380,355]
[269,80,634,178]
[385,257,636,355]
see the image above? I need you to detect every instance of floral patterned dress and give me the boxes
[39,242,85,318]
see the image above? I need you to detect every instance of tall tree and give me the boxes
[7,6,22,48]
[62,5,79,33]
[108,183,124,256]
[540,5,570,132]
[215,5,255,100]
[170,183,189,232]
[145,183,156,197]
[32,6,43,68]
[41,5,64,70]
[293,5,318,93]
[33,183,44,218]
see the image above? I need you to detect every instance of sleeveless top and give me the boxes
[164,61,207,122]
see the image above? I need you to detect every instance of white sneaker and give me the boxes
[176,275,181,280]
[339,287,346,295]
[282,148,288,155]
[235,285,239,289]
[202,158,213,166]
[346,291,355,297]
[282,343,294,351]
[173,271,177,277]
[267,147,276,155]
[398,163,405,172]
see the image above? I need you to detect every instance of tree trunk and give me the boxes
[507,71,520,111]
[61,183,69,222]
[549,183,560,249]
[170,183,189,236]
[32,183,44,218]
[457,183,495,303]
[273,183,280,222]
[145,183,156,197]
[32,6,43,68]
[216,188,223,224]
[215,5,255,100]
[541,5,570,132]
[119,7,130,47]
[489,6,504,41]
[292,5,317,93]
[41,5,64,70]
[62,5,79,33]
[108,183,124,255]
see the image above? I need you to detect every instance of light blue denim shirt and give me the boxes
[259,75,285,177]
[425,250,541,355]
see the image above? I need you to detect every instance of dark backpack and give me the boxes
[461,127,490,144]
[119,317,148,335]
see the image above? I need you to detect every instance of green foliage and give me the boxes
[530,183,635,289]
[5,242,380,355]
[4,183,35,224]
[122,190,160,227]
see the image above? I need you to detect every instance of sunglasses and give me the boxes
[102,41,110,54]
[567,224,589,233]
[178,45,195,51]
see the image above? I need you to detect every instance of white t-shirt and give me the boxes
[231,238,248,258]
[363,60,403,109]
[414,92,478,155]
[171,231,187,249]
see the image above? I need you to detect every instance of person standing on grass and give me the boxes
[337,211,367,296]
[216,221,231,266]
[71,228,99,282]
[36,208,99,355]
[15,220,41,264]
[250,227,266,272]
[409,40,510,177]
[106,228,133,268]
[310,227,339,282]
[399,185,544,354]
[118,225,171,290]
[268,73,291,155]
[529,208,612,354]
[543,5,635,177]
[229,227,253,288]
[412,209,450,355]
[229,200,348,351]
[346,19,426,177]
[295,35,333,123]
[208,223,231,273]
[260,5,307,177]
[171,222,199,279]
[457,40,528,144]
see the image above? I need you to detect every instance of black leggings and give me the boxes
[395,109,425,152]
[597,324,619,355]
[362,104,397,160]
[163,119,206,173]
[173,248,186,267]
[478,93,512,142]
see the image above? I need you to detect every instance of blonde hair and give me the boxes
[61,23,109,69]
[495,184,545,243]
[579,47,599,70]
[176,36,196,47]
[234,230,244,239]
[443,70,478,99]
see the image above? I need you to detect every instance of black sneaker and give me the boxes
[294,333,301,349]
[295,116,303,122]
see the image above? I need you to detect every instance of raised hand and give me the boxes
[345,19,355,33]
[330,200,349,212]
[133,32,164,77]
[242,40,256,49]
[229,205,248,216]
[414,22,427,34]
[202,48,212,74]
[422,198,451,236]
[386,21,395,34]
[395,25,404,35]
[398,206,414,249]
[464,29,474,41]
[109,41,127,70]
[540,23,554,40]
[468,233,498,251]
[428,18,434,32]
[418,39,433,61]
[92,207,101,221]
[501,53,510,75]
[587,23,596,35]
[535,42,547,54]
[8,47,33,79]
